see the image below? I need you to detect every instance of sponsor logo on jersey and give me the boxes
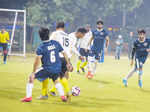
[144,42,148,47]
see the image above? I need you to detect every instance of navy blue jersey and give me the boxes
[133,38,150,58]
[91,29,108,53]
[36,40,64,73]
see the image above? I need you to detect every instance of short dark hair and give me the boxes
[77,27,87,34]
[97,20,104,25]
[39,27,49,41]
[56,21,65,29]
[137,29,146,34]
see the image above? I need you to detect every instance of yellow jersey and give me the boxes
[0,31,10,43]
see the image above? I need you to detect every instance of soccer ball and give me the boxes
[72,86,80,96]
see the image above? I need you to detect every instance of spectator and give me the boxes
[115,35,123,60]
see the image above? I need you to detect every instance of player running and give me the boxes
[123,29,150,88]
[76,24,92,73]
[21,27,72,102]
[87,20,109,79]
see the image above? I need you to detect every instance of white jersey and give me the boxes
[78,31,92,49]
[68,32,80,56]
[50,30,72,58]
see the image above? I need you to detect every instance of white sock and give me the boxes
[93,63,97,74]
[125,68,136,80]
[26,83,33,98]
[55,83,64,96]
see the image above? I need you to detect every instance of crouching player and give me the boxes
[21,27,72,102]
[76,24,92,73]
[123,29,150,88]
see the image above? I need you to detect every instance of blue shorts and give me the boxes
[135,56,147,69]
[35,68,60,82]
[89,50,101,60]
[79,48,89,57]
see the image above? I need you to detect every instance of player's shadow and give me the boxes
[56,96,126,109]
[140,89,150,93]
[89,79,113,85]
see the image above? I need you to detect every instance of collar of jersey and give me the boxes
[43,40,50,43]
[138,38,146,43]
[97,29,103,32]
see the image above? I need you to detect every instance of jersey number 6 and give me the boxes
[50,51,56,63]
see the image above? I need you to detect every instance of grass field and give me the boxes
[0,55,150,112]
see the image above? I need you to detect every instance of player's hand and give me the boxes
[130,60,134,67]
[67,63,73,72]
[104,48,108,54]
[79,56,84,61]
[146,48,150,52]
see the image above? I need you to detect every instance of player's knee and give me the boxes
[28,74,34,83]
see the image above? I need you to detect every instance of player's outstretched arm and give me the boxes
[33,56,41,73]
[146,48,150,52]
[131,47,136,66]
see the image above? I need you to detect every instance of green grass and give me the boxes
[0,56,150,112]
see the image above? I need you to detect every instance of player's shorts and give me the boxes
[135,56,147,69]
[0,43,8,51]
[89,50,102,60]
[35,67,60,82]
[79,48,89,57]
[60,58,67,78]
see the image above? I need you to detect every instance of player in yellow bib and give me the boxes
[0,27,10,64]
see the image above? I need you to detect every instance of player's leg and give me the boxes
[2,43,8,64]
[50,58,70,97]
[80,49,88,72]
[92,52,100,76]
[138,68,143,88]
[37,78,49,100]
[137,57,145,88]
[60,77,70,96]
[52,74,67,102]
[49,80,57,96]
[21,73,35,102]
[60,58,71,96]
[77,59,82,73]
[115,47,118,60]
[86,51,97,79]
[21,68,50,102]
[123,59,138,87]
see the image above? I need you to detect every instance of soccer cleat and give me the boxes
[61,96,67,102]
[49,91,56,96]
[80,67,85,72]
[88,74,94,79]
[86,71,91,78]
[3,61,6,64]
[123,79,128,87]
[37,95,48,100]
[21,97,32,102]
[138,80,143,88]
